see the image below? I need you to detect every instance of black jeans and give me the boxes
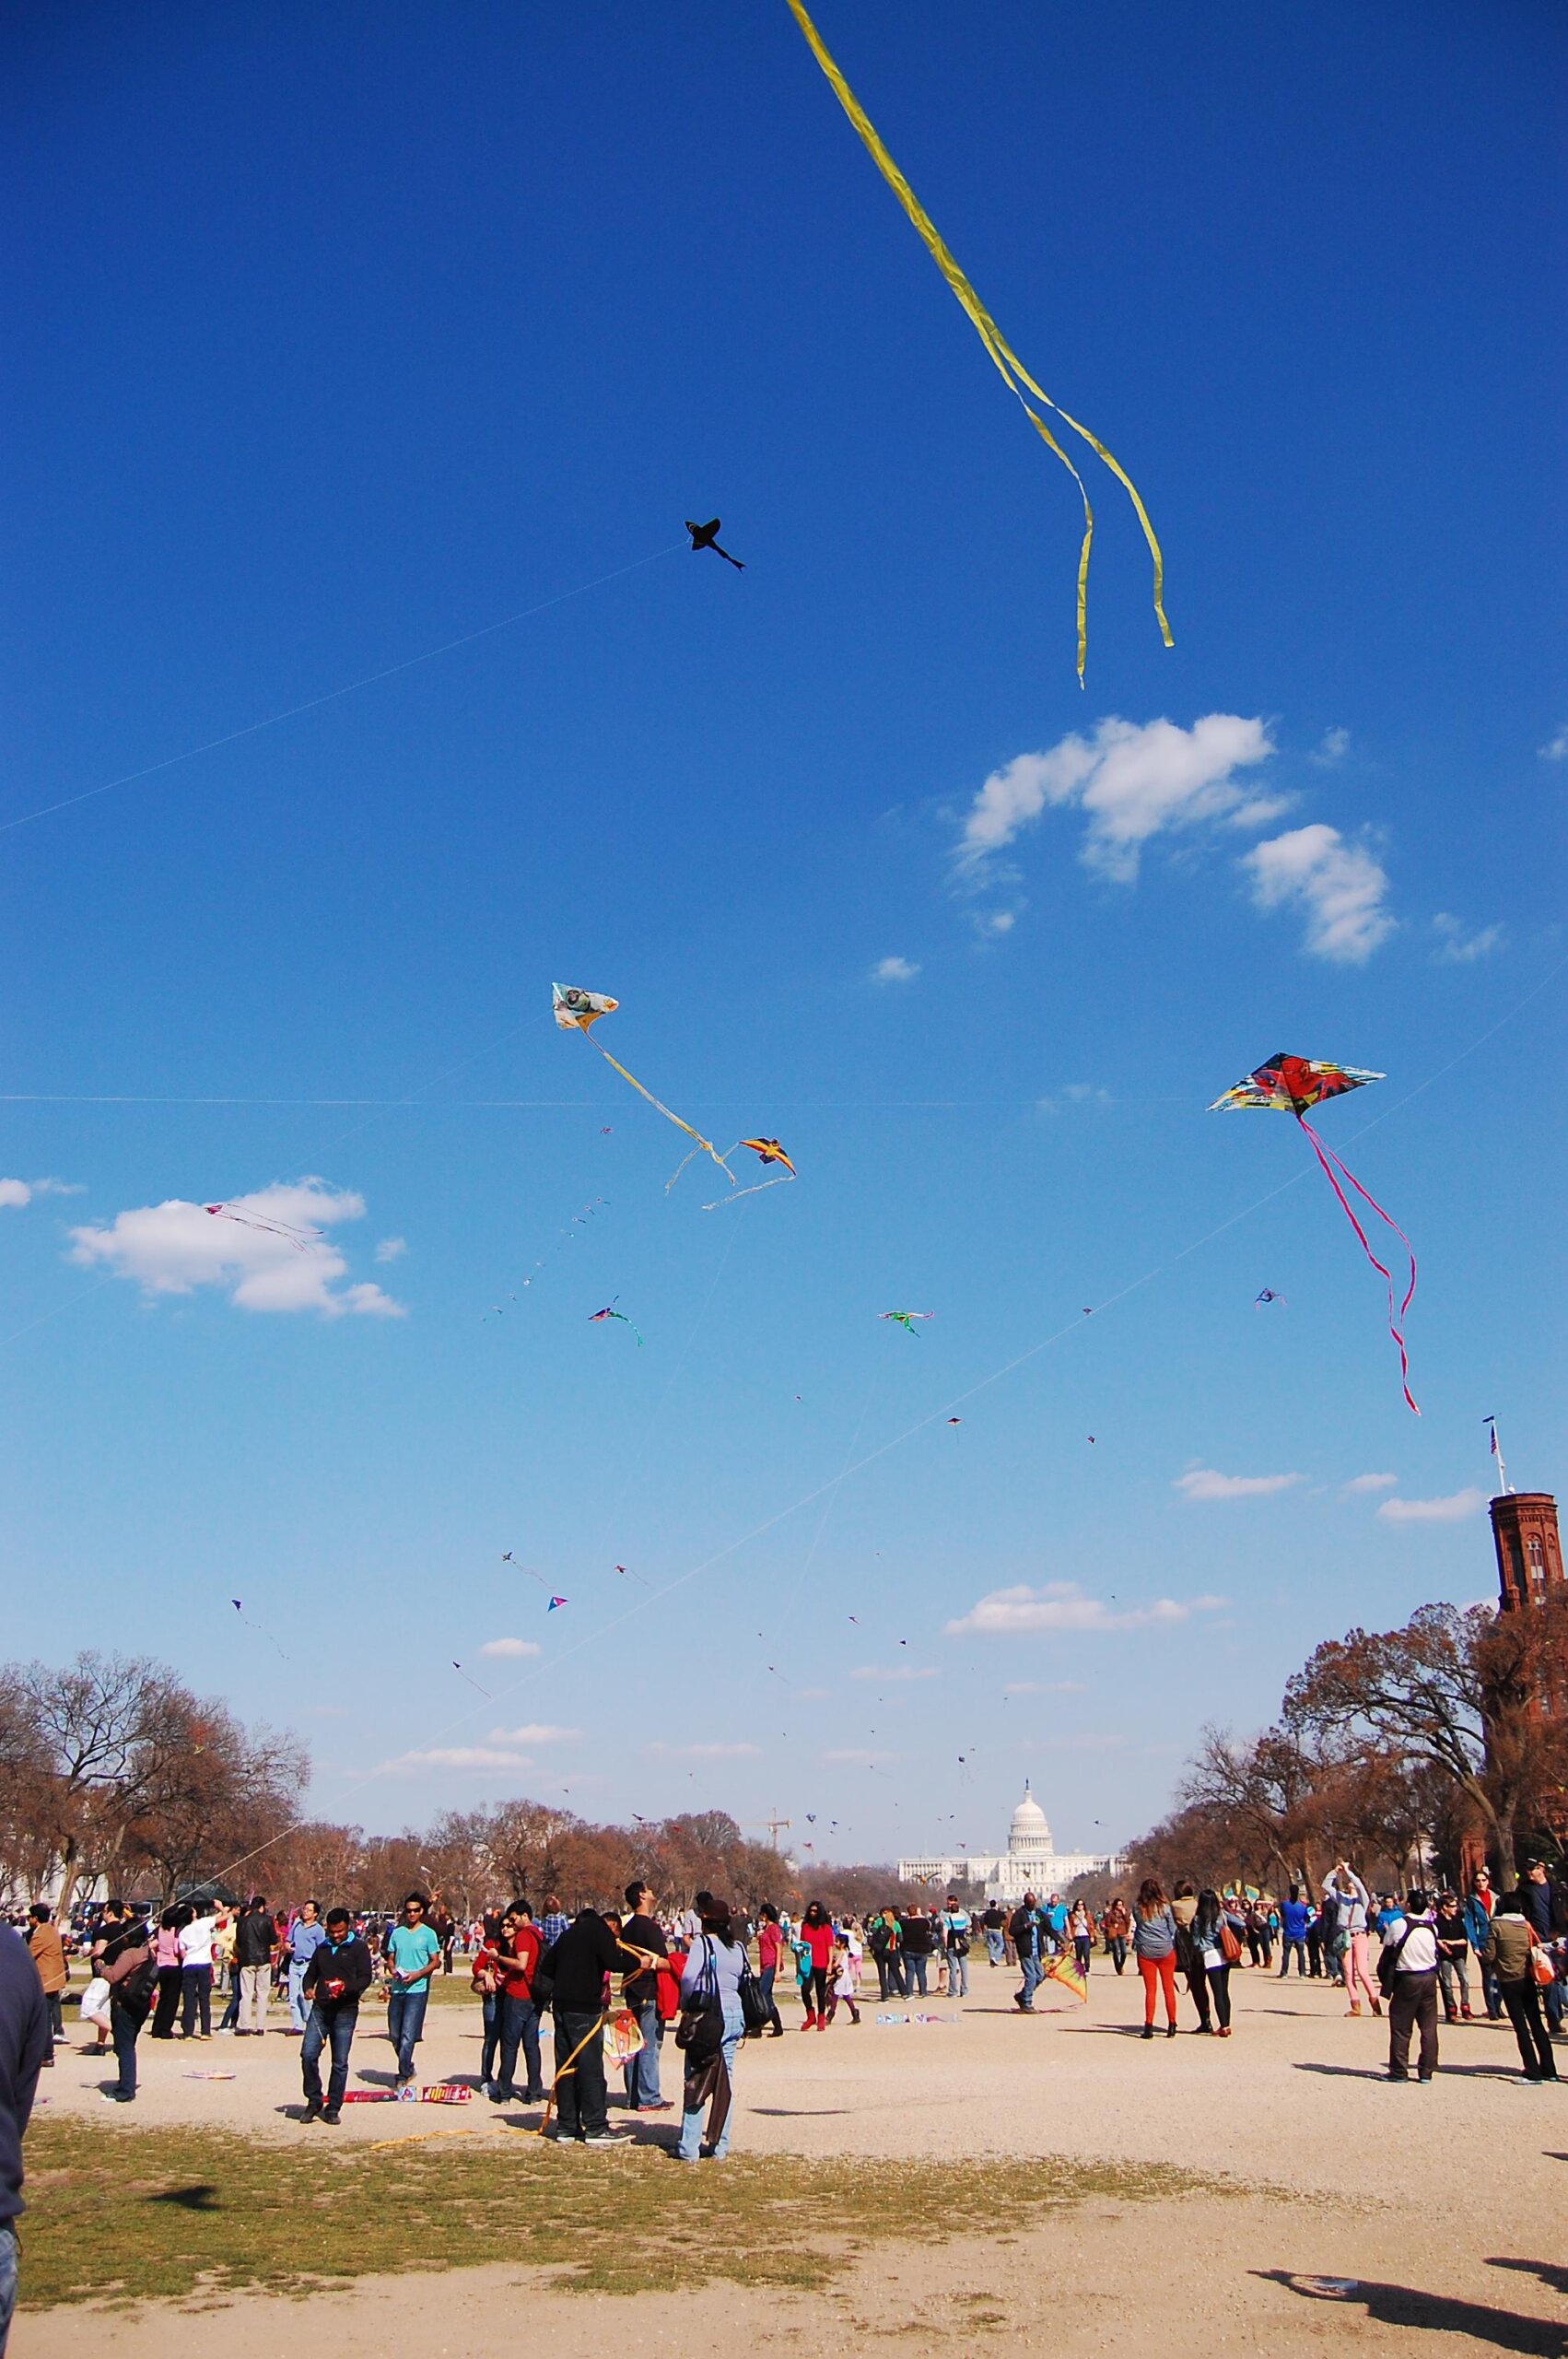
[802,1966,830,2020]
[479,1991,501,2085]
[301,2000,357,2110]
[1279,1938,1306,1977]
[181,1964,212,2037]
[110,1998,143,2097]
[1108,1937,1128,1974]
[1501,1978,1556,2079]
[553,2009,608,2139]
[151,1966,182,2037]
[1387,1972,1439,2078]
[496,1994,544,2097]
[1206,1964,1233,2028]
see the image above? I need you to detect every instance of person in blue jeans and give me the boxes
[287,1902,328,2034]
[1464,1875,1504,2019]
[1010,1895,1043,2012]
[382,1892,441,2083]
[299,1911,373,2123]
[676,1899,747,2162]
[491,1904,545,2104]
[1279,1885,1311,1977]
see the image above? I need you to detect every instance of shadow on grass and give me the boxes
[1255,2269,1565,2353]
[147,2187,219,2212]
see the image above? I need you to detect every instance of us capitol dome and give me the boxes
[898,1781,1125,1901]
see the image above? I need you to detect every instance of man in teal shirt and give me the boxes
[383,1893,441,2083]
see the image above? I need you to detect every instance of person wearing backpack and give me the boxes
[94,1905,155,2104]
[1381,1889,1440,2083]
[674,1895,748,2162]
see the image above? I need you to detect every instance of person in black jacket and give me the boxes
[298,1911,374,2124]
[0,1921,52,2353]
[537,1908,626,2144]
[618,1882,671,2114]
[1520,1860,1567,2034]
[898,1907,936,1999]
[233,1897,276,2036]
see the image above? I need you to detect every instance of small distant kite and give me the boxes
[1255,1288,1286,1309]
[451,1662,491,1698]
[685,517,744,569]
[1087,1435,1096,1446]
[547,1595,568,1612]
[590,1300,643,1346]
[205,1203,318,1252]
[1211,1053,1416,1414]
[782,0,1169,685]
[698,1134,798,1210]
[881,1310,933,1336]
[946,1417,962,1426]
[554,983,736,1186]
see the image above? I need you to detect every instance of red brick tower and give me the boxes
[1492,1491,1563,1613]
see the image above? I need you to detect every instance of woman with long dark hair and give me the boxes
[676,1894,748,2161]
[1192,1889,1241,2036]
[1132,1878,1179,2039]
[149,1907,186,2040]
[798,1901,834,2031]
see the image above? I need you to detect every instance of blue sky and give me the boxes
[3,0,1562,1870]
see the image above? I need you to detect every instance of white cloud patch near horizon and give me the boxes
[479,1637,541,1659]
[872,956,920,984]
[68,1180,405,1318]
[956,714,1279,885]
[944,1581,1226,1637]
[1433,913,1504,964]
[487,1724,579,1745]
[1539,725,1568,762]
[377,1746,532,1774]
[647,1741,761,1759]
[1343,1472,1398,1495]
[1377,1487,1486,1524]
[0,1180,30,1210]
[1175,1468,1305,1501]
[1310,727,1351,766]
[849,1663,939,1683]
[1005,1679,1088,1695]
[375,1236,408,1262]
[1244,823,1394,962]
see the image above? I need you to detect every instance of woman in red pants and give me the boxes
[1133,1878,1180,2039]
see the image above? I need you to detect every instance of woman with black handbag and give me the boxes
[674,1895,749,2162]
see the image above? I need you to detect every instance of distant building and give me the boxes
[1492,1490,1563,1614]
[898,1782,1125,1902]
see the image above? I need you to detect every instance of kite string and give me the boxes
[1298,1117,1419,1416]
[782,0,1169,680]
[2,546,685,839]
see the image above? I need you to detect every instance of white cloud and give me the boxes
[1433,913,1504,964]
[944,1581,1226,1637]
[977,910,1015,936]
[1244,823,1394,962]
[1343,1472,1398,1495]
[872,956,920,984]
[822,1747,892,1765]
[30,1178,85,1197]
[1175,1468,1305,1502]
[375,1236,408,1262]
[849,1663,939,1682]
[1032,1733,1128,1754]
[479,1637,541,1659]
[67,1180,406,1318]
[377,1747,532,1773]
[1038,1084,1112,1115]
[1539,725,1568,762]
[646,1741,761,1759]
[1005,1680,1088,1695]
[1377,1487,1486,1524]
[487,1723,579,1745]
[956,714,1277,884]
[0,1180,30,1210]
[1310,727,1351,766]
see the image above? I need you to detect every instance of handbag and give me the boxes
[1529,1942,1557,1989]
[674,1935,723,2057]
[736,1954,772,2036]
[1218,1919,1242,1967]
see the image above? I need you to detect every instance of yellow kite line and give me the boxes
[784,0,1171,683]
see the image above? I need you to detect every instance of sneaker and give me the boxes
[524,2089,546,2103]
[638,2100,673,2112]
[301,2101,323,2123]
[322,2108,341,2125]
[582,2130,631,2145]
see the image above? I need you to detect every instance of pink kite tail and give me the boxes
[1298,1118,1419,1415]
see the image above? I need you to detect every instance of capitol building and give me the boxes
[898,1782,1125,1903]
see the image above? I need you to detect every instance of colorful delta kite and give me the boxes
[880,1309,933,1336]
[1210,1053,1417,1414]
[547,1595,568,1612]
[1255,1288,1286,1309]
[205,1203,318,1251]
[589,1299,643,1346]
[783,0,1170,684]
[554,984,735,1186]
[698,1134,798,1210]
[1045,1953,1089,2003]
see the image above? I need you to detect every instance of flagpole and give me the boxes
[1483,1415,1510,1496]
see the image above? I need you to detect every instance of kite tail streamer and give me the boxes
[702,1174,794,1210]
[1299,1118,1419,1415]
[594,1046,736,1183]
[783,0,1170,680]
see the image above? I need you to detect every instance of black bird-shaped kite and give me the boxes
[685,517,744,569]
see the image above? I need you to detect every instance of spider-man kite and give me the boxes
[1210,1052,1417,1414]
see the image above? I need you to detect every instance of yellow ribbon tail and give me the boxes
[596,1046,736,1183]
[784,0,1169,672]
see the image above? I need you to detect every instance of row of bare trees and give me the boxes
[1121,1594,1568,1899]
[0,1653,922,1921]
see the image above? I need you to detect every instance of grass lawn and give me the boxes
[23,2117,1229,2309]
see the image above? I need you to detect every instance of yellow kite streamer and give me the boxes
[783,0,1172,682]
[553,984,736,1185]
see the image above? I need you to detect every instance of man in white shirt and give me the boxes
[177,1911,217,2040]
[1383,1889,1441,2083]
